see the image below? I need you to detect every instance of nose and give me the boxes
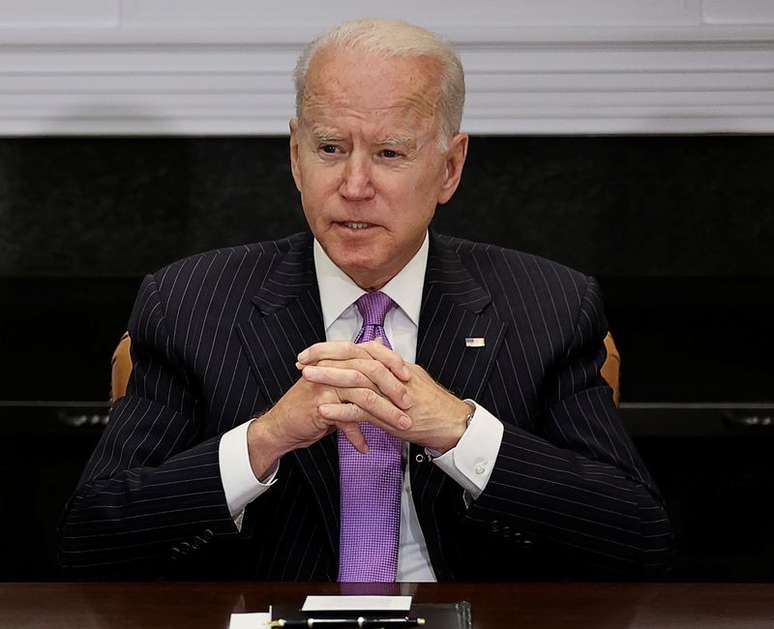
[339,153,375,201]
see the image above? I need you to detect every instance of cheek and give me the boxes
[392,173,440,211]
[301,169,340,212]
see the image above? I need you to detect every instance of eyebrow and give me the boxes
[378,135,416,148]
[310,128,343,143]
[309,128,417,148]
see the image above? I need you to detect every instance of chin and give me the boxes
[333,250,391,285]
[335,251,385,273]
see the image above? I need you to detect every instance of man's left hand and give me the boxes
[297,340,472,453]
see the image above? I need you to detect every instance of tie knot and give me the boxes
[355,291,395,327]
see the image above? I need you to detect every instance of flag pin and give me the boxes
[465,337,485,348]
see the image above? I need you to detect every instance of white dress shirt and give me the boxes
[218,231,504,581]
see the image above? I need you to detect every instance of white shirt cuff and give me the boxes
[428,400,503,500]
[218,418,279,519]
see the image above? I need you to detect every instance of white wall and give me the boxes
[1,0,773,135]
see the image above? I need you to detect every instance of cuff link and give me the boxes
[474,461,488,476]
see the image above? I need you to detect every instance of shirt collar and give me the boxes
[313,232,429,331]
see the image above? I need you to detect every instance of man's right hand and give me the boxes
[245,373,412,481]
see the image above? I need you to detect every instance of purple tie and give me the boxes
[337,291,403,582]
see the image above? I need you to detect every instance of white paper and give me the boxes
[229,611,271,628]
[302,595,412,612]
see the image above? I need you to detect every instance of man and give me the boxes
[60,19,672,581]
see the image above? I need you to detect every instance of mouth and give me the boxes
[335,221,378,231]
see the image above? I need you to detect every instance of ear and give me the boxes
[437,132,469,205]
[289,118,302,193]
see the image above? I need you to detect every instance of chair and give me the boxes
[111,331,622,406]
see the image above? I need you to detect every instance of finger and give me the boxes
[298,340,411,382]
[297,341,371,365]
[320,402,367,423]
[353,339,411,381]
[302,361,412,410]
[303,364,375,391]
[332,388,412,432]
[320,402,393,438]
[335,419,369,454]
[342,358,412,407]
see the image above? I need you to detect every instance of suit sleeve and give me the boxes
[463,276,674,577]
[59,273,240,577]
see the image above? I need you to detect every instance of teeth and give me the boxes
[344,222,370,230]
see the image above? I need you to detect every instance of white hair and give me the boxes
[293,18,465,149]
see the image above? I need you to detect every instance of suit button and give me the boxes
[179,542,192,555]
[415,454,425,464]
[202,528,214,541]
[490,520,500,534]
[190,538,202,551]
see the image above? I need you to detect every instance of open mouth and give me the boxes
[337,221,376,231]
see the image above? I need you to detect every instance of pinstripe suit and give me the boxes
[60,231,673,580]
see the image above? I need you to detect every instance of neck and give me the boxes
[348,273,393,292]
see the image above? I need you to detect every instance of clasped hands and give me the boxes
[247,339,472,480]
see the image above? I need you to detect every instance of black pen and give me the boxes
[268,616,426,627]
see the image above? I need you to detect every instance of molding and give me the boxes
[2,24,774,135]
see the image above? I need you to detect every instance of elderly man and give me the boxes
[60,19,672,581]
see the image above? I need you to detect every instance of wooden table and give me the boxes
[1,582,773,628]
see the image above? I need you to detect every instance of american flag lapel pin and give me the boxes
[465,337,485,348]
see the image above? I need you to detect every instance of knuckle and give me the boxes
[318,390,335,405]
[349,369,363,384]
[363,389,379,407]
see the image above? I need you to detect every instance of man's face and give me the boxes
[290,47,468,290]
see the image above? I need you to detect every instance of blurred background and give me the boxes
[1,1,772,581]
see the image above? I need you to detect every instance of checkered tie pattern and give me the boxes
[337,291,403,582]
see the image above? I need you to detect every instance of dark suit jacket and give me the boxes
[60,231,673,580]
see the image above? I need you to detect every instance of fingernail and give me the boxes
[297,350,309,362]
[402,393,413,408]
[401,366,411,379]
[399,415,411,430]
[295,362,303,370]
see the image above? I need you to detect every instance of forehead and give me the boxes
[301,47,441,136]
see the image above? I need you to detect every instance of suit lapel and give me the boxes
[236,233,340,556]
[411,232,508,578]
[417,232,507,411]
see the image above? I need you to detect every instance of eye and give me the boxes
[380,149,401,159]
[319,144,339,154]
